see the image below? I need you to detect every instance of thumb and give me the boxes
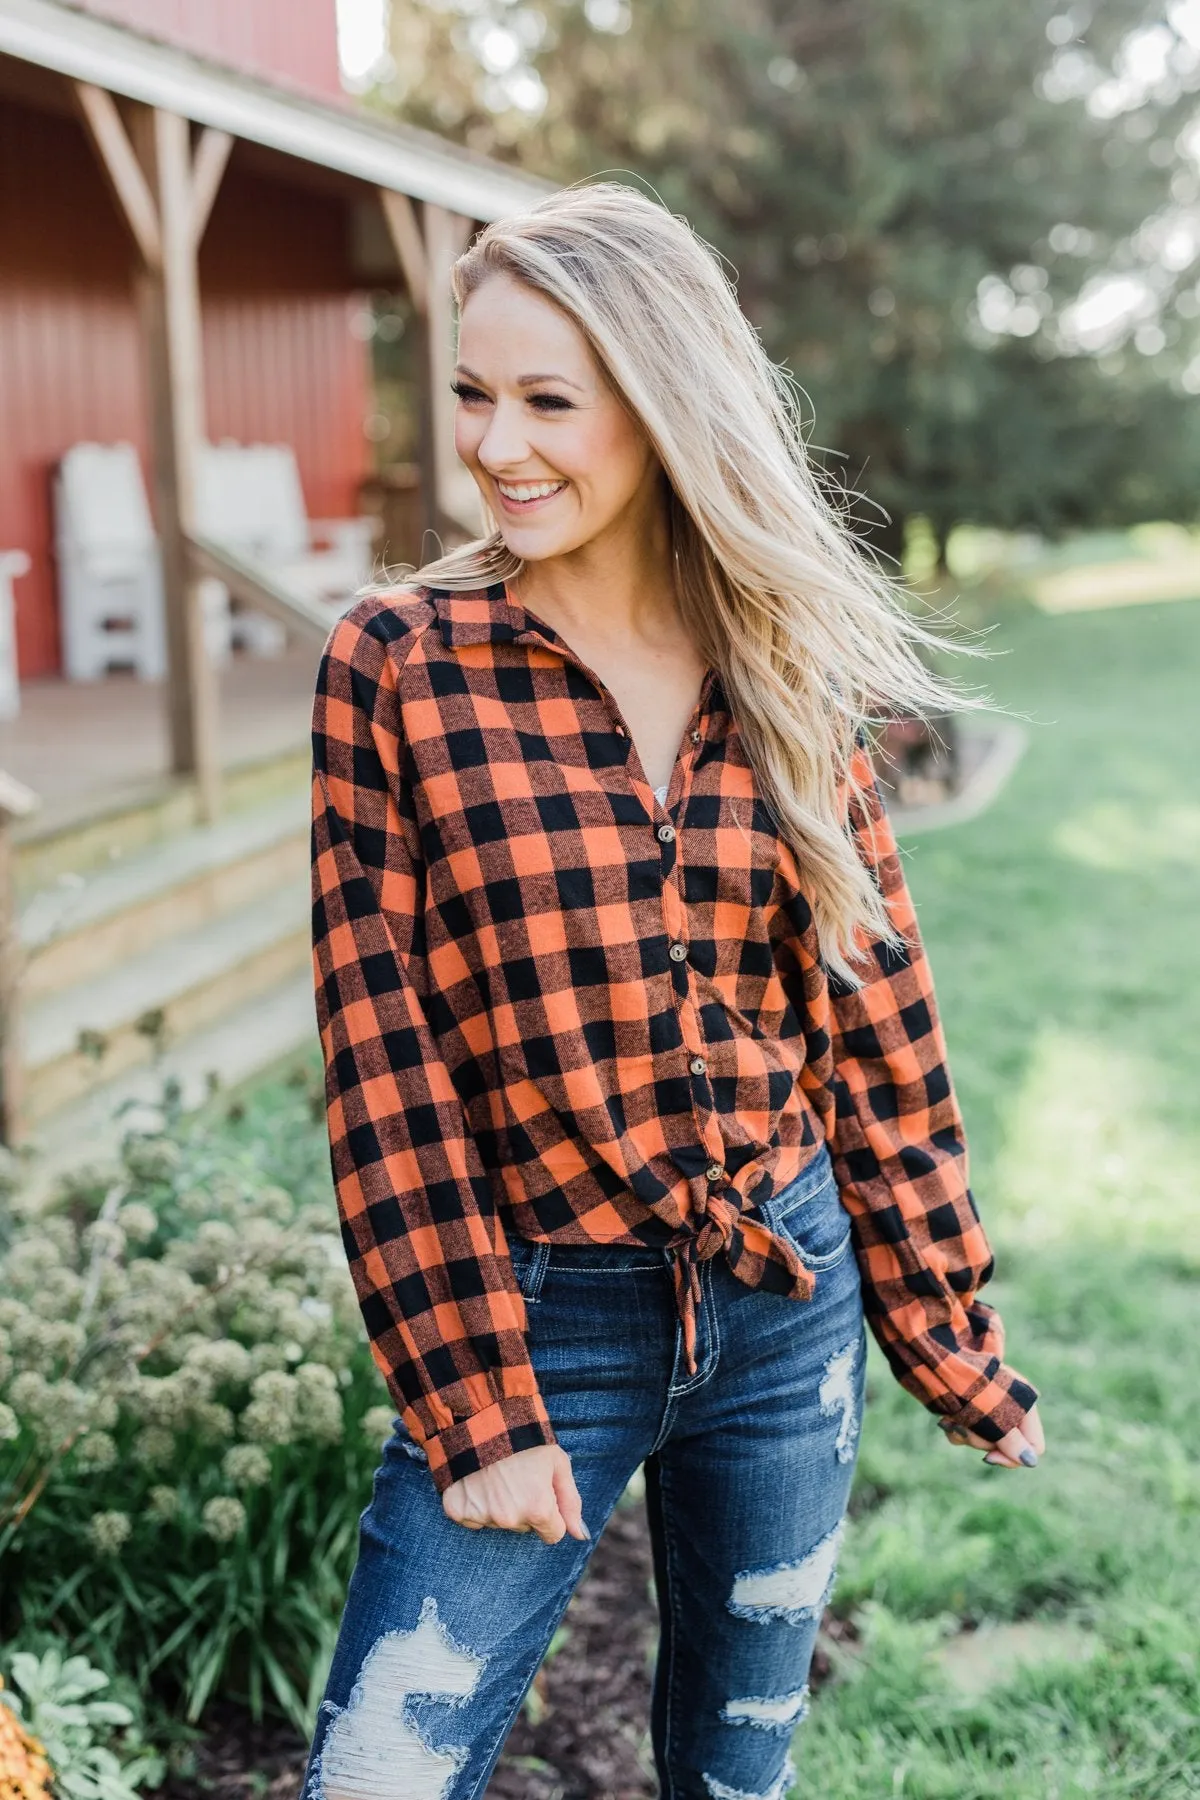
[551,1452,590,1543]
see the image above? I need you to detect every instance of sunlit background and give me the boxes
[1,5,1199,1797]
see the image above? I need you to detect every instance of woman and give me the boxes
[305,183,1043,1800]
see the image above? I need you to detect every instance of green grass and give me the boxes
[799,596,1200,1797]
[159,594,1200,1791]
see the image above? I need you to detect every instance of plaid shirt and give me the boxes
[311,583,1037,1492]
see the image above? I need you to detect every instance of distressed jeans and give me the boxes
[303,1143,866,1800]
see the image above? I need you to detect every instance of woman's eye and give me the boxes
[450,381,489,404]
[528,394,574,413]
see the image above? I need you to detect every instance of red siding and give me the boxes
[70,0,344,103]
[0,99,369,680]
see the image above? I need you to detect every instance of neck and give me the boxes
[511,490,679,649]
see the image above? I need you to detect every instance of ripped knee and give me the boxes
[312,1598,486,1800]
[727,1520,844,1626]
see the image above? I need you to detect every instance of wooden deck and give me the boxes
[0,646,317,836]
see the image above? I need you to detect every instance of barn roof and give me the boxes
[0,0,555,219]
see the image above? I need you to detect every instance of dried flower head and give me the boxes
[86,1510,132,1556]
[221,1444,271,1489]
[201,1496,247,1543]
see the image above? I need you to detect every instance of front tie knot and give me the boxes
[669,1191,815,1376]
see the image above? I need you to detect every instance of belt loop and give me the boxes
[520,1240,552,1304]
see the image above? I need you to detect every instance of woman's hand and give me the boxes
[442,1444,590,1544]
[944,1401,1045,1469]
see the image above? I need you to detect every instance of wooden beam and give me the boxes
[424,205,479,539]
[189,126,234,248]
[133,104,222,823]
[74,80,161,268]
[378,187,429,317]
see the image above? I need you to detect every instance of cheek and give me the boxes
[568,410,654,514]
[454,414,483,465]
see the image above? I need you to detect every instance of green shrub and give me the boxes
[0,1645,162,1800]
[0,1101,388,1731]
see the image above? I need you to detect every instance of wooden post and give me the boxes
[378,190,477,552]
[77,86,229,824]
[135,107,222,822]
[425,204,475,540]
[0,769,38,1150]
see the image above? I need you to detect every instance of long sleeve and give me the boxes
[310,607,555,1492]
[813,752,1038,1443]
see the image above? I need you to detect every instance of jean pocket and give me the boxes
[771,1169,853,1271]
[504,1233,548,1301]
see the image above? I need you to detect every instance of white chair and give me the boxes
[196,441,376,653]
[0,549,30,720]
[55,442,166,681]
[54,442,231,680]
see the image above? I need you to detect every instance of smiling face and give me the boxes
[452,272,663,564]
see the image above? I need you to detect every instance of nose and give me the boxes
[474,398,534,474]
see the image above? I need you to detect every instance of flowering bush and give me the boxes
[0,1647,161,1800]
[0,1078,391,1730]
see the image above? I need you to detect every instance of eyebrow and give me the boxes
[455,363,587,393]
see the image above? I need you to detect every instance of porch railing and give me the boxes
[0,768,38,1150]
[185,534,341,648]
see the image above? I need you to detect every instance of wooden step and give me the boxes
[13,744,311,896]
[20,972,319,1197]
[20,792,309,1000]
[23,880,310,1122]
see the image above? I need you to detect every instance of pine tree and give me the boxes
[376,0,1200,555]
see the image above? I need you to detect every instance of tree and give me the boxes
[376,0,1200,559]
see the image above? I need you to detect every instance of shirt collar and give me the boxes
[428,581,728,717]
[430,582,540,648]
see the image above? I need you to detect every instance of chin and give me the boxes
[497,525,580,562]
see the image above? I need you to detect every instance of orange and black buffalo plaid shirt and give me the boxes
[311,583,1037,1491]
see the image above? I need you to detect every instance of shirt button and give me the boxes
[691,729,701,744]
[657,823,676,844]
[689,1057,706,1076]
[668,941,688,963]
[705,1162,725,1183]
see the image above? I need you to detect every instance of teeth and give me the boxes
[497,479,565,502]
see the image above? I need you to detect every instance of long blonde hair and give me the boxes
[408,181,971,983]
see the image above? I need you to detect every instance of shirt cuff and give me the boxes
[412,1393,558,1495]
[928,1359,1040,1443]
[881,1294,1039,1444]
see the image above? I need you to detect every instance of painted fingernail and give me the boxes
[1018,1447,1039,1468]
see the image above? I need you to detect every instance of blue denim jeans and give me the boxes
[304,1143,866,1800]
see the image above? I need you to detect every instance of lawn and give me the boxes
[798,594,1200,1798]
[203,593,1200,1798]
[9,589,1193,1800]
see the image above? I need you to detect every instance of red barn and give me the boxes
[0,0,550,1150]
[0,0,542,690]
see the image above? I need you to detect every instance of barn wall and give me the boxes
[0,99,369,680]
[68,0,345,103]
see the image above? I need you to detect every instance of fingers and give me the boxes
[440,1446,583,1542]
[1023,1402,1046,1455]
[944,1404,1045,1470]
[551,1449,591,1543]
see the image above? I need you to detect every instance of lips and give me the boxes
[494,478,568,515]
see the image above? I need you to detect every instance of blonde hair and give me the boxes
[406,181,972,983]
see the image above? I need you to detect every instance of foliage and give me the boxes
[801,585,1200,1793]
[0,1071,388,1732]
[377,0,1200,559]
[0,1649,161,1800]
[0,1671,52,1800]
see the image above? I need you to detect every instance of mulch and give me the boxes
[161,1497,850,1800]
